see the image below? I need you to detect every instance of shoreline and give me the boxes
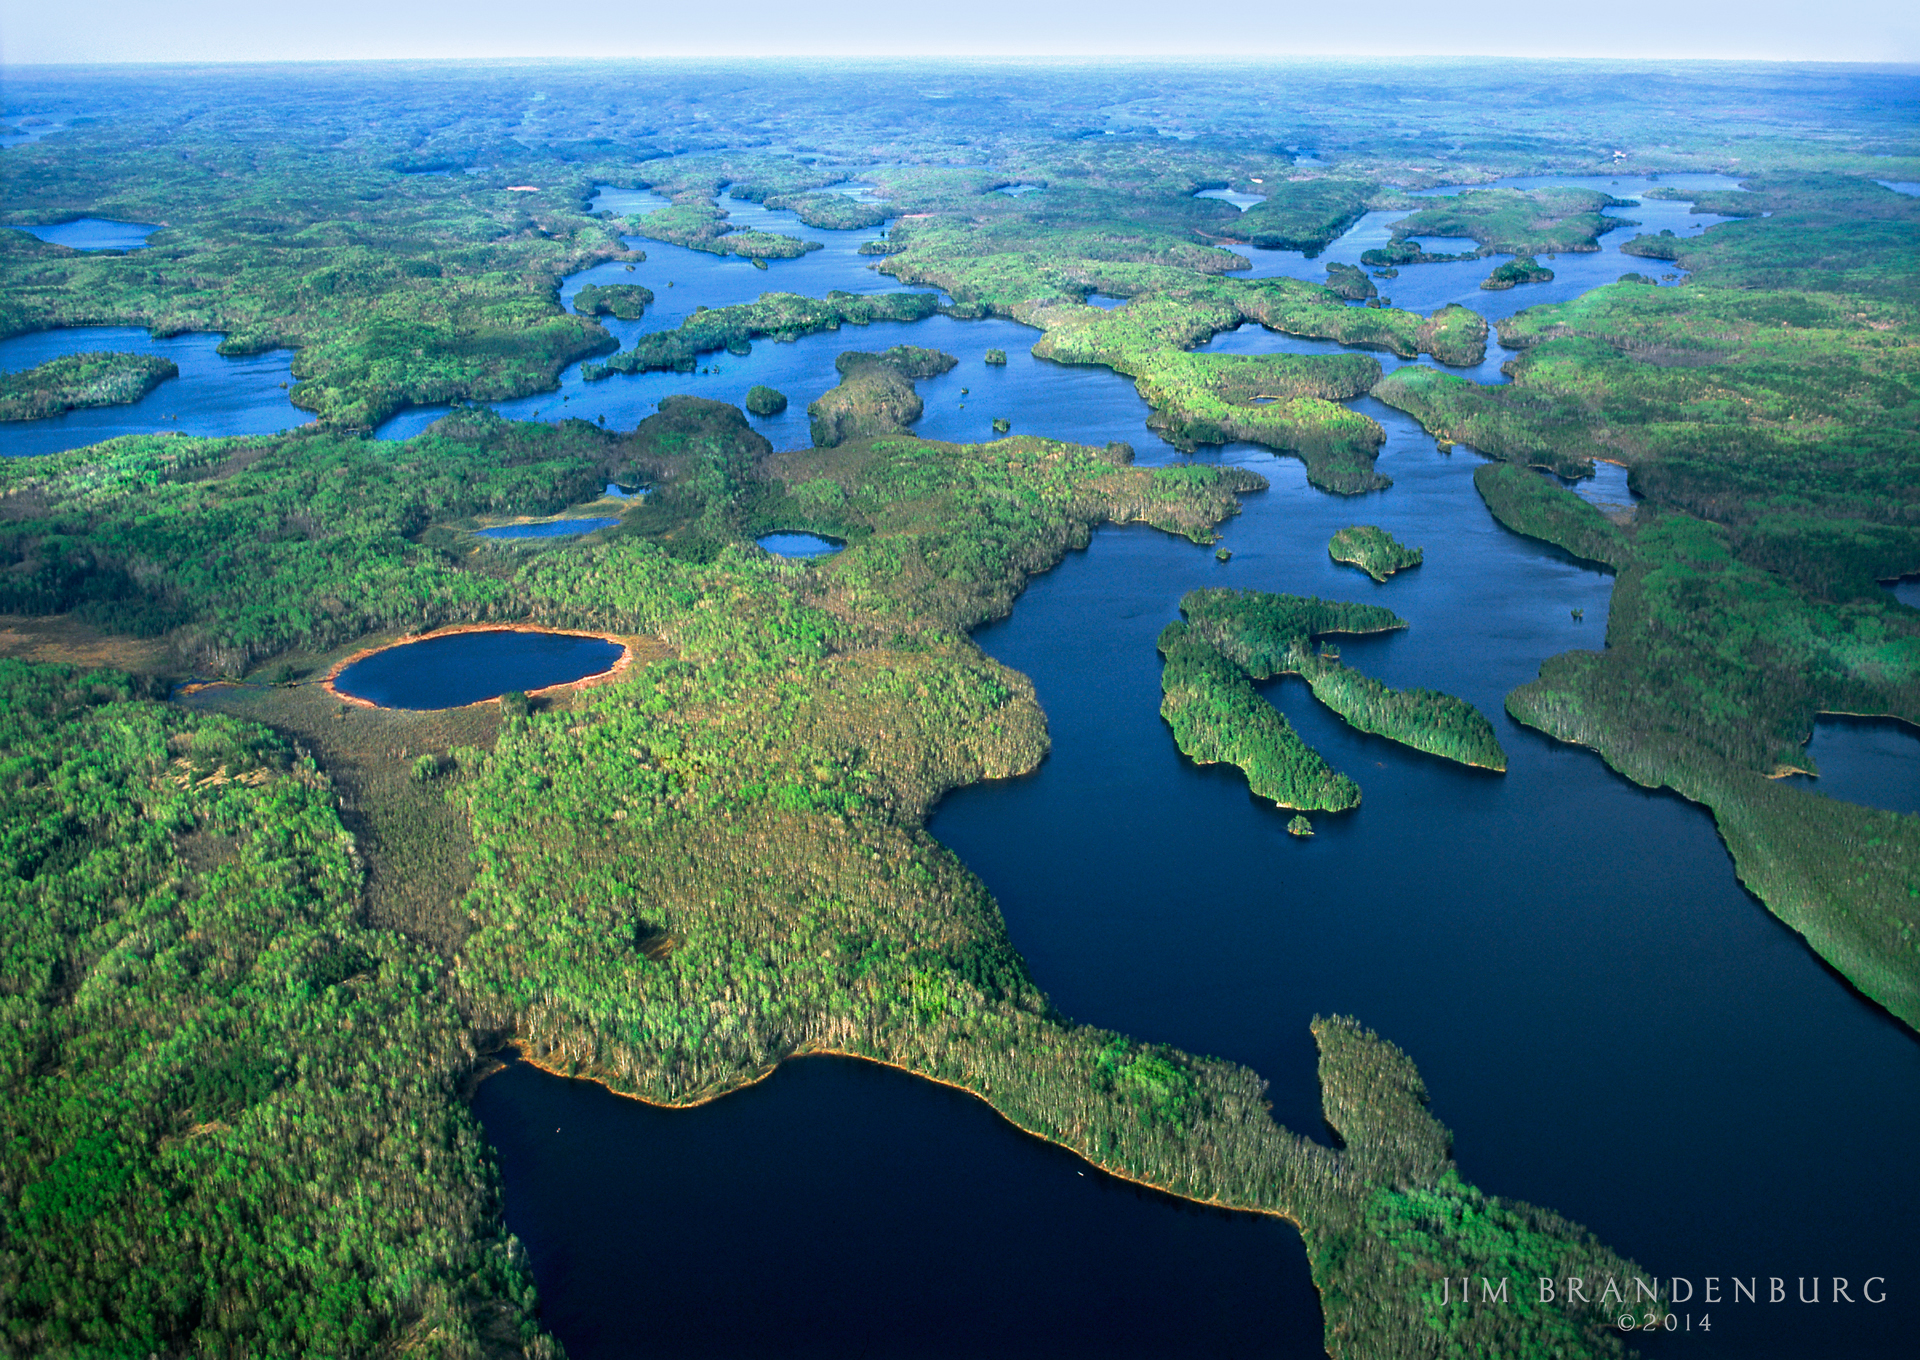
[498,1042,1309,1232]
[318,622,640,711]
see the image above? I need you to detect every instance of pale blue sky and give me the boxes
[1,0,1915,65]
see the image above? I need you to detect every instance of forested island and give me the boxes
[0,56,1914,1360]
[0,350,176,419]
[1329,524,1424,581]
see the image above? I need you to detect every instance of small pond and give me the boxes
[330,629,625,710]
[12,218,160,251]
[1782,715,1920,818]
[757,531,843,557]
[475,517,618,539]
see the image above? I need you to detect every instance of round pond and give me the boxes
[330,629,625,710]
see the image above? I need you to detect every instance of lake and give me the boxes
[0,325,308,457]
[10,217,159,250]
[464,184,1918,1355]
[330,629,626,710]
[22,164,1908,1358]
[474,1055,1325,1359]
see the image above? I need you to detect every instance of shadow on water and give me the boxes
[474,1056,1325,1360]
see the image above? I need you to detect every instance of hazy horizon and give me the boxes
[2,0,1916,66]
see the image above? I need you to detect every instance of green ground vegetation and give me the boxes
[1376,175,1920,1027]
[0,350,177,420]
[1211,179,1412,253]
[1177,588,1507,770]
[618,193,821,261]
[1158,620,1361,811]
[0,410,622,673]
[571,282,653,320]
[1361,240,1482,268]
[581,290,942,379]
[2,59,1909,437]
[1481,254,1555,290]
[1018,284,1484,492]
[745,383,788,416]
[1472,463,1632,570]
[1374,187,1636,257]
[1329,525,1424,581]
[9,59,1915,1357]
[1321,262,1378,300]
[0,661,552,1357]
[808,346,958,447]
[0,386,1649,1356]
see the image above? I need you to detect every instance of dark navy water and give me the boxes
[476,517,618,539]
[0,324,307,456]
[1889,578,1920,610]
[757,531,842,557]
[926,428,1919,1360]
[66,157,1904,1355]
[474,1055,1323,1360]
[331,630,623,709]
[1783,716,1920,817]
[10,217,158,250]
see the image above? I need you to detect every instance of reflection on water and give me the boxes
[1223,175,1747,326]
[928,423,1920,1360]
[379,313,1193,463]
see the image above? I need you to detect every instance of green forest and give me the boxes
[0,350,177,420]
[2,55,1916,1360]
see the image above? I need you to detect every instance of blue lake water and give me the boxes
[378,313,1192,462]
[1875,180,1920,197]
[756,530,842,557]
[1888,577,1920,610]
[1222,175,1745,324]
[0,325,308,457]
[0,116,70,148]
[475,1055,1323,1360]
[1783,716,1920,818]
[475,517,618,539]
[331,630,624,709]
[10,217,159,251]
[45,160,1906,1358]
[927,427,1920,1360]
